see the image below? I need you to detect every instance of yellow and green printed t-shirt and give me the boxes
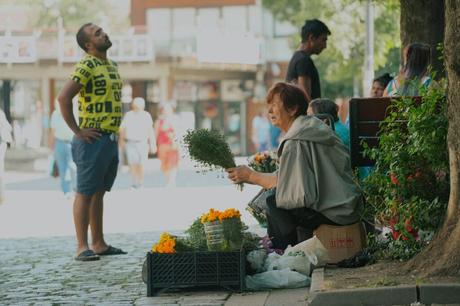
[70,54,123,133]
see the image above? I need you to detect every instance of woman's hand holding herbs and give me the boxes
[183,129,244,191]
[226,166,253,184]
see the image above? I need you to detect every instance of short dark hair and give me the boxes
[309,98,339,122]
[373,73,393,88]
[301,19,331,42]
[266,82,308,117]
[76,23,93,52]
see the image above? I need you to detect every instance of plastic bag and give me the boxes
[246,249,267,273]
[284,236,329,267]
[263,252,282,272]
[245,268,310,290]
[263,250,314,276]
[275,252,314,276]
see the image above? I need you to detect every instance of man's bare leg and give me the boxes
[89,190,109,253]
[138,164,144,186]
[74,192,92,255]
[132,164,143,186]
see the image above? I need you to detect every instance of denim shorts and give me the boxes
[71,133,119,196]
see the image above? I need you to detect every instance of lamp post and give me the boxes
[362,0,374,97]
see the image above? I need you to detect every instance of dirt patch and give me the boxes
[323,260,460,290]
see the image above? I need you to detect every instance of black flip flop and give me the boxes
[75,249,100,261]
[96,245,127,256]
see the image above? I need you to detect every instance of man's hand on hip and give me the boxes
[76,128,102,143]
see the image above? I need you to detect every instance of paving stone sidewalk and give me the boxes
[0,231,313,306]
[0,232,159,305]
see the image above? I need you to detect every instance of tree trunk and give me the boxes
[400,0,445,77]
[408,0,460,276]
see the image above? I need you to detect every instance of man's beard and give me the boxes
[96,40,112,52]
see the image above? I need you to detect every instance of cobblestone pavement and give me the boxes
[0,157,267,305]
[1,231,273,306]
[0,232,162,305]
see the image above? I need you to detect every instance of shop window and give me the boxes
[222,6,247,33]
[197,8,220,31]
[248,5,262,35]
[274,19,297,37]
[146,9,171,42]
[172,8,196,40]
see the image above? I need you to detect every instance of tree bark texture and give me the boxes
[408,0,460,276]
[400,0,445,77]
[444,0,460,224]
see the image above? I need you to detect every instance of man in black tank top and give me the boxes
[286,19,331,102]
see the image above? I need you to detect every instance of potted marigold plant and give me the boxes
[201,208,225,251]
[220,208,244,251]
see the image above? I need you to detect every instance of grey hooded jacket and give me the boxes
[275,115,362,225]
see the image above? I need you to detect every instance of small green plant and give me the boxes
[183,129,243,190]
[362,82,449,259]
[184,217,207,251]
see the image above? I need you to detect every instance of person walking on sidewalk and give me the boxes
[154,104,179,187]
[58,23,127,261]
[119,97,156,189]
[50,100,76,199]
[286,19,331,102]
[0,108,13,205]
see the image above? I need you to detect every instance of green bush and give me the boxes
[362,83,449,259]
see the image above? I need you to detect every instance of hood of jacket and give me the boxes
[279,116,337,154]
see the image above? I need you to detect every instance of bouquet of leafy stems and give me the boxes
[183,129,243,191]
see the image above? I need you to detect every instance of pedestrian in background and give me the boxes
[371,73,392,98]
[154,104,179,188]
[251,110,271,152]
[58,23,126,261]
[119,97,156,189]
[286,19,331,101]
[384,43,432,96]
[50,100,76,199]
[0,108,13,204]
[308,98,350,149]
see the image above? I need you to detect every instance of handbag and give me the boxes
[246,188,276,228]
[52,160,59,178]
[48,155,59,178]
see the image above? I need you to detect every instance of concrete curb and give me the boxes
[308,285,416,306]
[308,268,460,306]
[309,268,325,295]
[419,283,460,305]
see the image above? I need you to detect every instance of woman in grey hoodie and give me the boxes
[226,82,362,249]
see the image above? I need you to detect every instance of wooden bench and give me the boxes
[348,96,424,169]
[348,97,393,169]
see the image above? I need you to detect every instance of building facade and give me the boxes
[0,0,295,155]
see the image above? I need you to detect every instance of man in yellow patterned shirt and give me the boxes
[58,23,126,261]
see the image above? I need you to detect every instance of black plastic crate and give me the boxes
[146,250,245,296]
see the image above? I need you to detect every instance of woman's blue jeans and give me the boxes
[54,139,76,194]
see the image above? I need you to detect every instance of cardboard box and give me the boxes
[313,222,366,264]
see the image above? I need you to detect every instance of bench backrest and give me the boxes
[348,97,422,169]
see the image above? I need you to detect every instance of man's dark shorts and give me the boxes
[71,133,119,196]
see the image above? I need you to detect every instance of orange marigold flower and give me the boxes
[219,208,241,221]
[152,232,177,253]
[201,208,222,224]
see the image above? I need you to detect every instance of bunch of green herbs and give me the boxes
[183,129,243,190]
